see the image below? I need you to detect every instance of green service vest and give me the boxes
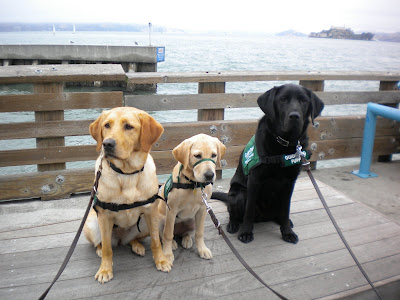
[242,136,311,176]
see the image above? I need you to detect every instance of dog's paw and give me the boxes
[172,239,178,251]
[238,231,254,243]
[227,221,240,234]
[181,235,193,249]
[95,267,113,284]
[198,247,212,260]
[164,252,175,264]
[131,242,145,257]
[156,258,173,273]
[282,230,298,244]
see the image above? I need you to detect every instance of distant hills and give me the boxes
[1,23,399,43]
[374,32,400,42]
[0,22,168,33]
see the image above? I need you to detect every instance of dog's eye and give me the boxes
[211,153,217,158]
[104,123,110,129]
[194,154,202,159]
[280,96,288,102]
[299,97,307,102]
[124,124,134,130]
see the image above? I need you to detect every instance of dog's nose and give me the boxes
[103,139,115,151]
[289,112,301,120]
[204,170,215,181]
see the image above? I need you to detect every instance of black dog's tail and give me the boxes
[211,192,230,204]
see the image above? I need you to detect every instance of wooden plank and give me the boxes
[0,91,123,112]
[0,64,126,84]
[0,145,97,167]
[0,168,94,201]
[1,133,397,170]
[308,115,400,141]
[126,71,400,84]
[124,91,400,111]
[309,136,400,161]
[34,83,65,172]
[4,232,398,300]
[197,82,225,121]
[0,120,93,139]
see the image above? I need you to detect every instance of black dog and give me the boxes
[212,84,324,244]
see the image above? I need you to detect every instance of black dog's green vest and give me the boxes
[242,135,311,176]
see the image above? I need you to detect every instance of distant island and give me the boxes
[276,30,307,37]
[309,27,374,41]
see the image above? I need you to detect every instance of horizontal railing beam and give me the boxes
[126,71,400,84]
[0,64,126,84]
[125,91,400,112]
[0,92,123,112]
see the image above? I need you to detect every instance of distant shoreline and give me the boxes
[309,27,374,41]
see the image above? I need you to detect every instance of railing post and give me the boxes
[299,80,325,170]
[198,82,225,179]
[352,103,400,178]
[377,80,400,162]
[34,82,66,172]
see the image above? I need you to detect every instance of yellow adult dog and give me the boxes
[83,107,172,283]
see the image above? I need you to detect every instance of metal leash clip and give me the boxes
[201,188,221,230]
[296,142,310,166]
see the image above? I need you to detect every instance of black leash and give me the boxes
[297,144,383,300]
[38,161,103,300]
[201,189,289,300]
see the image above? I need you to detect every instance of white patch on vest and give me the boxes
[244,145,255,165]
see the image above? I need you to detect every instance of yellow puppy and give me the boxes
[158,134,226,263]
[83,107,172,284]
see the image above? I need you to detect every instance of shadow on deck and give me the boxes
[0,162,400,299]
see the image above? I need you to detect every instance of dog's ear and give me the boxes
[138,112,164,153]
[89,111,107,151]
[215,138,226,167]
[303,87,325,124]
[172,140,192,169]
[257,86,278,120]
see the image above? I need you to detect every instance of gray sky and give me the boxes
[0,0,399,33]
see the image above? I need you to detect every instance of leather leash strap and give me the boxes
[38,164,103,300]
[201,189,288,300]
[299,149,383,300]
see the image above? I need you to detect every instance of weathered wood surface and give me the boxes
[0,178,399,299]
[125,91,400,111]
[0,91,123,112]
[0,64,126,84]
[1,114,399,200]
[126,70,400,84]
[33,83,66,172]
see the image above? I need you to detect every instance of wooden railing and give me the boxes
[1,66,399,201]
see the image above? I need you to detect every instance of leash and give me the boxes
[297,144,384,300]
[38,156,103,300]
[201,189,289,300]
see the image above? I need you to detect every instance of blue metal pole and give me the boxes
[352,103,400,178]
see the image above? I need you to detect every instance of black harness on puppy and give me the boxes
[163,159,215,201]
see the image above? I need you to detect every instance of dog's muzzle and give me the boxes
[103,138,116,155]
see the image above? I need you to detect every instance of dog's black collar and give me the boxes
[93,194,162,212]
[107,160,144,175]
[275,135,291,147]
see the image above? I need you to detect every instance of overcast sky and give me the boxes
[1,0,399,33]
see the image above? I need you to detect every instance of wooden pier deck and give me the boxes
[1,175,399,300]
